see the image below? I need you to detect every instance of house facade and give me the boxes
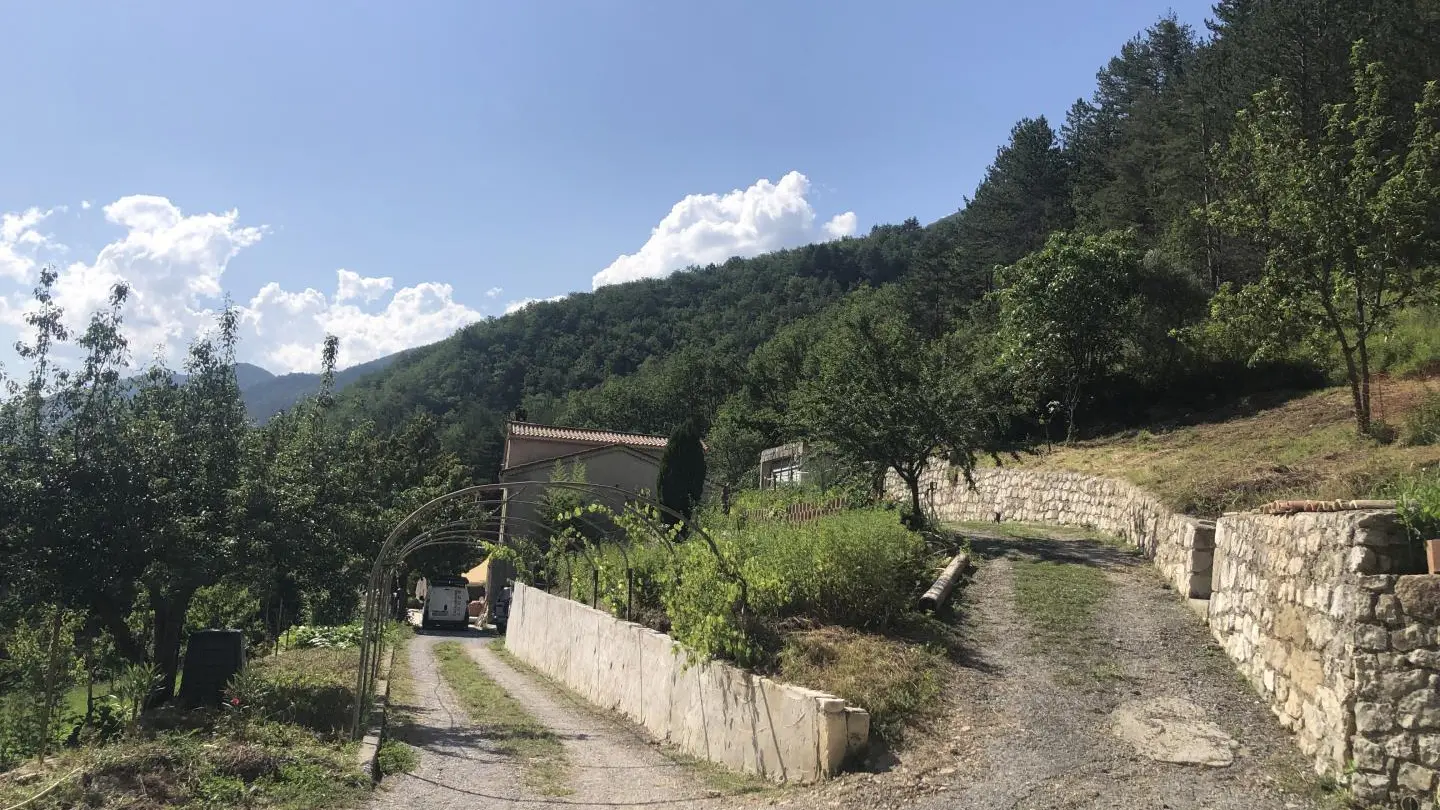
[485,422,673,596]
[759,441,809,489]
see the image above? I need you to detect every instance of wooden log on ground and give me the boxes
[920,551,970,611]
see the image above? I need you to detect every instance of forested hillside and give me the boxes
[335,0,1440,487]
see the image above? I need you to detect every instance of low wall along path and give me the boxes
[891,464,1440,808]
[506,582,870,784]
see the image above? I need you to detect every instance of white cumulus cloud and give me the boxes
[0,196,484,374]
[80,200,93,210]
[591,171,857,289]
[486,286,503,298]
[248,271,481,373]
[0,206,60,280]
[335,268,394,303]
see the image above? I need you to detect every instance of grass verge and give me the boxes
[1011,558,1118,684]
[376,739,418,776]
[489,641,772,797]
[988,377,1440,516]
[430,641,570,796]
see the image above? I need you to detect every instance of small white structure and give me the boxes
[759,441,809,489]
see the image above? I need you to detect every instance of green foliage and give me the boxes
[377,739,419,776]
[0,607,86,764]
[996,229,1143,441]
[187,582,265,647]
[664,511,932,666]
[1374,306,1440,376]
[791,288,1005,522]
[1396,470,1440,541]
[657,417,707,523]
[1209,45,1440,432]
[1403,391,1440,447]
[281,623,364,651]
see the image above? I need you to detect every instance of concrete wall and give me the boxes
[506,582,870,783]
[889,466,1215,597]
[898,461,1440,807]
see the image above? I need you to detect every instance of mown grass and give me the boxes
[1011,558,1119,684]
[430,641,570,796]
[994,377,1440,516]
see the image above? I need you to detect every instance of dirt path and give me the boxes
[370,630,725,809]
[783,526,1338,810]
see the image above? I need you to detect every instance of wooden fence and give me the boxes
[736,496,848,525]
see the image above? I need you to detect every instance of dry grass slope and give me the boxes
[1000,377,1440,516]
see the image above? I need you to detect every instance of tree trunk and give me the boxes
[898,467,924,528]
[1357,334,1373,431]
[147,586,196,708]
[38,608,65,760]
[1064,378,1083,445]
[1336,340,1369,434]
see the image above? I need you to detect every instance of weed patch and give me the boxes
[430,642,569,796]
[0,722,367,810]
[376,739,418,776]
[776,627,947,744]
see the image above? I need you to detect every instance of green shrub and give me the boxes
[1403,391,1440,447]
[1373,305,1440,376]
[282,623,363,650]
[664,510,932,665]
[1397,470,1440,542]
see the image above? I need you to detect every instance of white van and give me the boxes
[418,575,470,631]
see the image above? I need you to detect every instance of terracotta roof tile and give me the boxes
[506,422,669,448]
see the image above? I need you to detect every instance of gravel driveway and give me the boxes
[369,629,729,809]
[372,526,1342,810]
[770,526,1342,810]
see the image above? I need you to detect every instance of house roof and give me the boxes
[505,421,670,449]
[501,442,662,476]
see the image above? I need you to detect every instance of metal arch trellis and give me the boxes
[348,480,737,739]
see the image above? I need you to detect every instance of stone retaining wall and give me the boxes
[1208,511,1413,782]
[898,462,1438,807]
[505,581,871,783]
[890,466,1215,597]
[1350,574,1440,805]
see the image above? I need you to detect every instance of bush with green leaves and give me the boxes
[1403,391,1440,447]
[664,510,932,666]
[282,623,364,650]
[1397,471,1440,542]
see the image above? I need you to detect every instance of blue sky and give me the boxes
[0,0,1215,373]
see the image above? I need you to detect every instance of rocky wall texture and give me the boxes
[1349,574,1440,806]
[506,582,870,783]
[888,466,1215,597]
[1208,511,1413,779]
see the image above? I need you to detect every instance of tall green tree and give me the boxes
[996,230,1143,442]
[656,417,707,524]
[792,289,1001,523]
[1209,45,1440,433]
